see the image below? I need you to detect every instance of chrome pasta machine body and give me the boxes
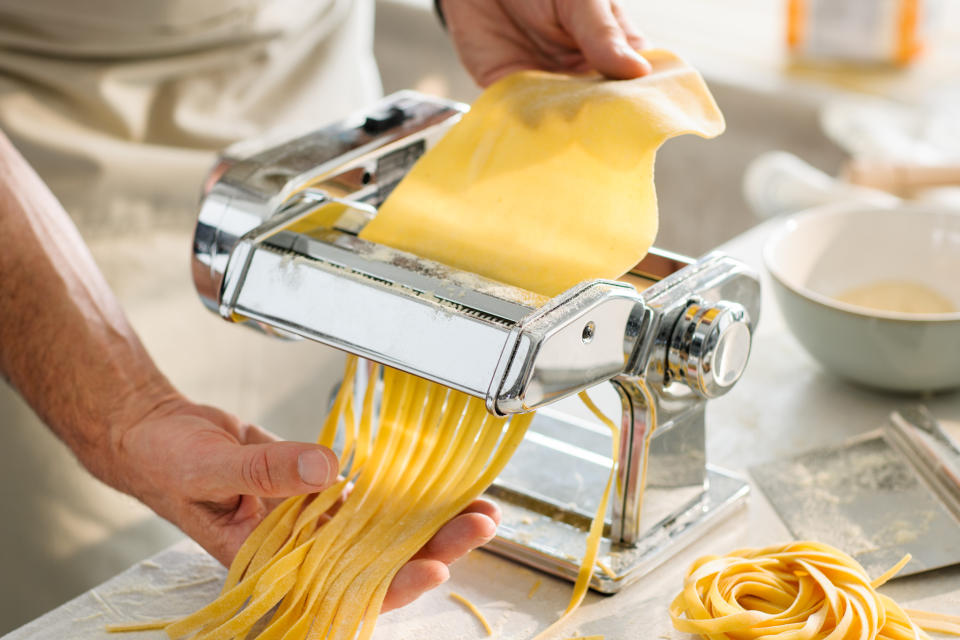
[192,91,762,593]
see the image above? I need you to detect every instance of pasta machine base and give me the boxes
[487,465,749,594]
[484,385,751,593]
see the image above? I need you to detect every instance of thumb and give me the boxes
[562,0,652,79]
[208,441,340,498]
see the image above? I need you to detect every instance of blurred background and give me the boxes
[1,0,959,633]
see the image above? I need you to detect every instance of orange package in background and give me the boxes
[787,0,938,66]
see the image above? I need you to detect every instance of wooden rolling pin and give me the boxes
[844,158,960,195]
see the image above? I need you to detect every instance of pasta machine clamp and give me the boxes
[192,91,761,593]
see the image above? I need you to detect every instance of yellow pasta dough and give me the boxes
[362,48,724,296]
[449,592,494,636]
[162,50,726,640]
[529,392,621,639]
[528,578,543,599]
[670,541,960,640]
[107,621,172,633]
[166,363,534,640]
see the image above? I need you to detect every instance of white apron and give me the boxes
[0,0,381,232]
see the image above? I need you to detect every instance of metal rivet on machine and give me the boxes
[582,320,596,343]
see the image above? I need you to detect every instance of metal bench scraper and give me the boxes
[751,406,960,578]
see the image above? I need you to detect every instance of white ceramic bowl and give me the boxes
[763,203,960,392]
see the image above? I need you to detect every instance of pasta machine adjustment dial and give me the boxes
[667,300,752,398]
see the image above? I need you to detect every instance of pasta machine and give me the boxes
[192,91,762,593]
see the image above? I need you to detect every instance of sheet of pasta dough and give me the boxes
[361,49,724,296]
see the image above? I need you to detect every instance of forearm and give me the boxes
[1,104,521,615]
[0,132,179,489]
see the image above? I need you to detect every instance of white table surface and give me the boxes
[7,218,960,640]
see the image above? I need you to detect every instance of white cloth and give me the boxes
[0,0,381,233]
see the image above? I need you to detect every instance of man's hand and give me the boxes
[0,131,497,614]
[441,0,650,87]
[113,397,340,565]
[114,396,500,611]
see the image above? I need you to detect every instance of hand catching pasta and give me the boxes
[114,395,501,611]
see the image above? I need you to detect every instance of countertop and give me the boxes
[6,218,960,639]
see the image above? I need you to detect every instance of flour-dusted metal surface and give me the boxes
[752,430,960,577]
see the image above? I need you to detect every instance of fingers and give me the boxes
[206,441,340,498]
[560,0,651,79]
[413,512,498,565]
[476,62,541,88]
[412,499,501,564]
[188,408,283,448]
[238,422,282,445]
[234,425,305,510]
[209,495,265,563]
[611,1,649,51]
[382,499,501,612]
[460,498,501,526]
[382,559,450,612]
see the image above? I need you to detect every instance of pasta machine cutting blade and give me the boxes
[192,91,762,593]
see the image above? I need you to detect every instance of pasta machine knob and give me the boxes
[667,300,752,398]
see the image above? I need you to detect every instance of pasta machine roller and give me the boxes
[192,91,762,593]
